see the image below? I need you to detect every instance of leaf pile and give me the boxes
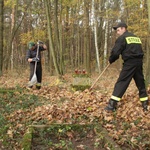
[0,71,150,149]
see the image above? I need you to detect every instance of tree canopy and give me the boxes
[0,0,149,77]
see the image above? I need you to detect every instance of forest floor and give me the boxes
[0,63,150,150]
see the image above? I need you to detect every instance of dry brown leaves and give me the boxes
[0,69,150,149]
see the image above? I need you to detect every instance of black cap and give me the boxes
[113,22,127,30]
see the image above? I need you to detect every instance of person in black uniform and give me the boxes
[105,22,149,112]
[26,41,47,89]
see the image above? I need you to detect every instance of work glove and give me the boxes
[37,41,44,45]
[32,57,40,62]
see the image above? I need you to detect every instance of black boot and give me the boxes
[105,99,118,111]
[141,100,148,112]
[36,85,41,90]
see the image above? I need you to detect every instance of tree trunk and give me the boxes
[103,10,108,68]
[10,6,15,70]
[146,0,150,85]
[59,0,64,74]
[0,0,3,76]
[84,0,90,73]
[92,0,100,73]
[5,2,16,70]
[44,0,60,76]
[54,0,64,75]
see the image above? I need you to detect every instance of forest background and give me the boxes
[0,0,150,149]
[0,0,150,79]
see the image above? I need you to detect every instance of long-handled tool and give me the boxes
[89,64,110,90]
[28,41,40,86]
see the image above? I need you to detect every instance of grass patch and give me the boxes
[0,89,45,114]
[28,124,121,150]
[0,87,49,149]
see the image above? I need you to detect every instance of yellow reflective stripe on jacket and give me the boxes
[140,97,148,101]
[126,37,142,44]
[111,95,121,101]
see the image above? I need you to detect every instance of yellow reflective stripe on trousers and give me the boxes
[140,97,148,101]
[36,83,41,86]
[111,95,121,101]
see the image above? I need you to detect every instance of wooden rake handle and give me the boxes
[90,64,110,90]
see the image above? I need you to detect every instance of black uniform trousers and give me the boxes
[111,59,148,101]
[29,62,42,83]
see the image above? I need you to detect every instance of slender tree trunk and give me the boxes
[45,0,60,76]
[54,0,64,75]
[92,0,100,73]
[0,0,3,76]
[103,10,108,68]
[77,0,81,68]
[5,3,16,70]
[10,7,15,70]
[146,0,150,85]
[84,0,90,73]
[59,0,64,74]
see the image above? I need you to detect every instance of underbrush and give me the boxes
[0,87,48,149]
[0,86,150,150]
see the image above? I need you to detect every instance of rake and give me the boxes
[89,64,110,90]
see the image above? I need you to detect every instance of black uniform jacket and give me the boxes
[109,31,144,64]
[26,46,46,63]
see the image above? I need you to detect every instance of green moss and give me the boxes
[21,127,33,150]
[31,124,122,150]
[71,84,91,91]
